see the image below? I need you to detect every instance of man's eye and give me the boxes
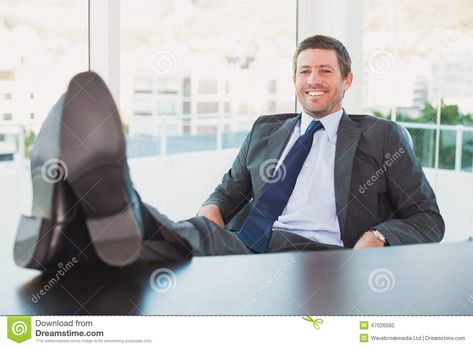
[321,69,331,73]
[299,70,309,74]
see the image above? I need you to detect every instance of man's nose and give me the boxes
[307,72,320,86]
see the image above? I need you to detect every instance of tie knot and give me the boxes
[305,120,322,135]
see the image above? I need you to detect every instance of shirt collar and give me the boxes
[300,108,344,143]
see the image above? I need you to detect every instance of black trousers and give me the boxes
[138,203,346,262]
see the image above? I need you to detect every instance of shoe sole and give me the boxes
[14,181,97,270]
[61,71,142,267]
[14,215,63,269]
[14,97,72,270]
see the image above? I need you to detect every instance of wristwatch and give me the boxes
[370,230,387,244]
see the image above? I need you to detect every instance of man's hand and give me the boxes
[353,230,385,249]
[197,205,225,228]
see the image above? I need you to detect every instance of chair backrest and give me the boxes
[398,123,414,150]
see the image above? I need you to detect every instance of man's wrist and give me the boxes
[197,204,220,215]
[368,229,387,245]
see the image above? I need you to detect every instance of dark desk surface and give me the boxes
[2,241,473,315]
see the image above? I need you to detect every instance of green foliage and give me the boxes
[374,101,473,125]
[373,102,473,170]
[24,130,36,159]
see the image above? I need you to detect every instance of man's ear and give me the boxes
[344,72,353,91]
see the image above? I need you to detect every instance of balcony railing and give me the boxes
[399,122,473,172]
[1,118,473,174]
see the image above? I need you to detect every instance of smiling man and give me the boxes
[16,35,444,270]
[197,34,444,252]
[295,48,352,118]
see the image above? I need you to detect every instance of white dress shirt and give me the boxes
[271,109,344,246]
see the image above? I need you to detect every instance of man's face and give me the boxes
[294,48,353,118]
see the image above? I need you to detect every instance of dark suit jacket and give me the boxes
[203,112,445,248]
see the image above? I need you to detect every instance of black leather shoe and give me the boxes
[60,71,144,266]
[14,96,99,271]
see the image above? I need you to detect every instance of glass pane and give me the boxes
[406,127,435,168]
[363,0,473,125]
[438,130,456,170]
[461,131,473,172]
[0,0,88,246]
[120,0,296,159]
[364,0,473,241]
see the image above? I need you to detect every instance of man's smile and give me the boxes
[305,89,327,97]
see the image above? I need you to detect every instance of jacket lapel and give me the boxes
[334,112,361,240]
[253,114,300,199]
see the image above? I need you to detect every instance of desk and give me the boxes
[1,241,472,315]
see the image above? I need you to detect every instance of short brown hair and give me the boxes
[293,35,352,79]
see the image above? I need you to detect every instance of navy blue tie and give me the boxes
[238,119,323,253]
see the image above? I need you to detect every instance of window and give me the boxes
[120,0,295,219]
[134,98,153,116]
[157,78,179,94]
[197,80,219,95]
[363,0,473,241]
[134,76,153,93]
[183,101,191,114]
[197,102,218,114]
[0,0,88,250]
[183,77,191,97]
[120,0,295,157]
[363,0,473,169]
[158,101,177,115]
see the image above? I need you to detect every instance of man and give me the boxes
[15,35,444,270]
[197,35,444,251]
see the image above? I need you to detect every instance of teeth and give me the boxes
[307,91,325,96]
